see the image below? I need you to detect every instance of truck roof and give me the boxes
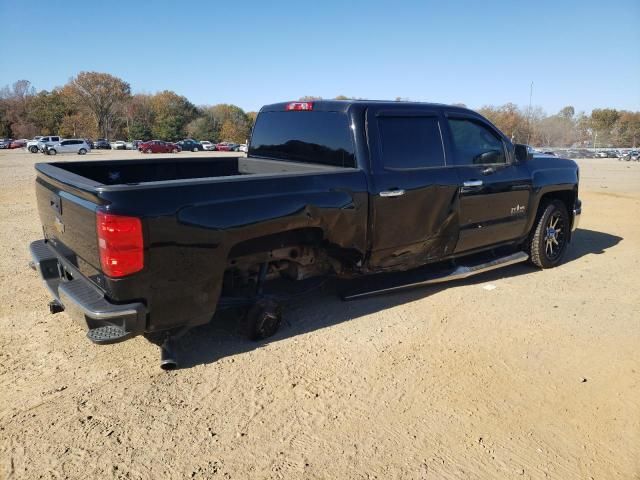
[261,99,474,114]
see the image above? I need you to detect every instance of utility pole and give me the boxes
[527,81,533,145]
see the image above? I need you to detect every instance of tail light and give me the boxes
[96,211,144,277]
[285,102,313,111]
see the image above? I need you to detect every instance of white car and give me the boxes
[110,140,127,150]
[26,136,44,153]
[45,139,90,155]
[31,136,62,153]
[200,141,216,151]
[238,144,248,153]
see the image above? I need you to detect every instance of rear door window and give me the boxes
[250,111,356,167]
[378,116,445,169]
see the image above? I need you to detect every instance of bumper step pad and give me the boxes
[87,325,134,345]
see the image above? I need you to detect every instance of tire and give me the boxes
[528,199,570,268]
[172,148,178,153]
[146,148,153,154]
[192,147,198,152]
[47,149,57,156]
[29,146,38,153]
[78,148,87,155]
[245,298,283,341]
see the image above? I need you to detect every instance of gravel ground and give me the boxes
[1,149,639,479]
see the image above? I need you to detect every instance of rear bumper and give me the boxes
[29,240,146,344]
[572,199,582,232]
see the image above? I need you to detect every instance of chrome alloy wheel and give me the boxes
[544,212,566,260]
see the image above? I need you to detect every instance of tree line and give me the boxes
[0,72,256,144]
[1,73,639,148]
[303,96,640,148]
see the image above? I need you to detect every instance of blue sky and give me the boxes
[1,0,638,114]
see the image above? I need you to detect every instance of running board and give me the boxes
[342,251,529,300]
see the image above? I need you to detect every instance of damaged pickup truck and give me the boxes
[30,100,581,368]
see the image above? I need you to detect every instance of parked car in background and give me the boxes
[44,139,90,156]
[37,136,62,152]
[26,136,44,153]
[238,143,248,153]
[110,140,127,150]
[200,141,216,151]
[138,140,181,153]
[176,139,204,152]
[0,138,14,149]
[94,139,111,149]
[621,150,640,161]
[10,139,28,149]
[215,142,239,152]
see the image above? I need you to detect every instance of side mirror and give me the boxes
[515,144,533,162]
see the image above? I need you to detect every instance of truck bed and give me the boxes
[41,156,343,187]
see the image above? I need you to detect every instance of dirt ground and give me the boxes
[0,149,638,479]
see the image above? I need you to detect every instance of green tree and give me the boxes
[590,108,620,145]
[185,116,218,141]
[27,90,67,135]
[125,94,155,140]
[150,90,197,141]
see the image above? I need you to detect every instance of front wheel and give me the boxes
[29,146,38,153]
[192,147,199,152]
[172,148,178,153]
[528,200,570,268]
[78,148,87,155]
[145,148,153,154]
[47,149,57,156]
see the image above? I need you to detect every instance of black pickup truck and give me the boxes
[30,100,581,368]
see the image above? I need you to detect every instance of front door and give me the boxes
[442,112,532,253]
[366,106,460,270]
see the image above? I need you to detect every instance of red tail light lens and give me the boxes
[285,102,313,111]
[96,211,144,277]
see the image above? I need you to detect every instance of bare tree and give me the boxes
[67,72,131,139]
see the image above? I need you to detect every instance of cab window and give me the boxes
[378,116,445,169]
[447,118,506,165]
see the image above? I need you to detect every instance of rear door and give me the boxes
[367,106,460,269]
[442,112,532,253]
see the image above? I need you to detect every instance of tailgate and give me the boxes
[35,175,102,278]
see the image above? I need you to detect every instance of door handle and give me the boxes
[463,180,483,187]
[379,189,405,197]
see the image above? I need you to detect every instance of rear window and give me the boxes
[249,111,356,167]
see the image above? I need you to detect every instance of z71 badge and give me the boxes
[510,204,526,216]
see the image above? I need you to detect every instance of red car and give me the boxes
[215,142,239,152]
[9,139,27,149]
[138,140,181,154]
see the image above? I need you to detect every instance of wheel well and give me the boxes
[537,190,575,216]
[533,190,576,241]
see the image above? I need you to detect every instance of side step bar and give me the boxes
[342,251,529,300]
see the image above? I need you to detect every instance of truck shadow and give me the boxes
[175,228,621,369]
